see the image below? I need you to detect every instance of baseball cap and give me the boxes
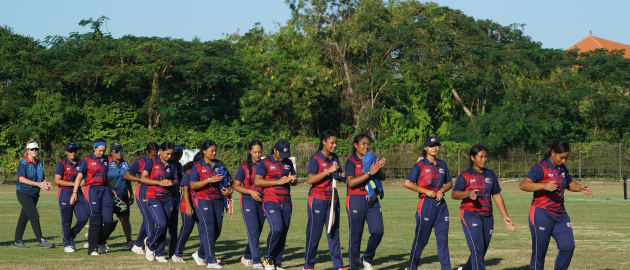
[110,142,123,154]
[274,139,291,159]
[423,136,441,147]
[64,142,78,152]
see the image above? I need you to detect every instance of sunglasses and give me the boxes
[66,149,77,153]
[28,148,39,152]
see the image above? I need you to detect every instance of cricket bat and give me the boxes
[327,177,337,234]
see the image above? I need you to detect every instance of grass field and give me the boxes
[1,180,629,269]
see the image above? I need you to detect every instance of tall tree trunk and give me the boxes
[450,87,475,122]
[147,70,160,131]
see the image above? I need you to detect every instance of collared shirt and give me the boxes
[526,158,573,217]
[144,156,179,199]
[17,156,45,196]
[256,155,295,205]
[405,157,451,199]
[345,152,368,196]
[129,155,149,200]
[189,159,230,201]
[307,151,340,200]
[78,153,109,186]
[235,160,262,193]
[454,168,501,216]
[55,157,81,190]
[107,157,130,198]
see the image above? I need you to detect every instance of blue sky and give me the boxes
[2,0,629,49]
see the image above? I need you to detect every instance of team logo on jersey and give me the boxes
[439,168,445,174]
[425,169,431,173]
[66,168,71,171]
[561,172,566,178]
[357,165,362,168]
[154,166,160,169]
[548,173,554,177]
[284,165,290,170]
[202,169,207,173]
[471,179,476,183]
[91,162,97,166]
[166,168,171,172]
[215,168,219,172]
[322,163,327,167]
[485,178,492,184]
[270,166,276,170]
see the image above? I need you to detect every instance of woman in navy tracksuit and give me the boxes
[451,145,514,270]
[54,142,88,252]
[520,139,593,270]
[234,140,265,268]
[403,136,453,270]
[345,134,386,270]
[71,138,117,255]
[304,130,344,270]
[255,139,297,270]
[189,140,233,269]
[142,141,179,263]
[124,142,159,254]
[172,151,206,264]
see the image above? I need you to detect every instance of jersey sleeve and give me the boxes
[143,159,153,176]
[189,164,200,182]
[563,166,573,186]
[78,159,88,175]
[526,164,544,182]
[307,157,319,174]
[453,174,467,191]
[443,163,452,183]
[344,159,355,177]
[287,159,296,175]
[17,161,27,178]
[235,165,245,182]
[405,164,421,183]
[128,159,140,175]
[255,161,267,177]
[55,162,64,176]
[180,172,190,187]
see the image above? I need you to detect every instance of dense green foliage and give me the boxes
[2,1,630,172]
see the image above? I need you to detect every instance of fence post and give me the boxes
[578,142,582,179]
[624,176,627,200]
[619,143,623,180]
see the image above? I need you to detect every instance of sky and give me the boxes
[2,0,629,49]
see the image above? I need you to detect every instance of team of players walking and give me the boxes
[13,133,593,270]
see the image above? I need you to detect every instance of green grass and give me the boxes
[1,181,629,269]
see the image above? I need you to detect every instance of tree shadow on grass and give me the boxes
[372,254,440,270]
[502,265,530,270]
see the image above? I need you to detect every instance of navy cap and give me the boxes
[423,136,441,147]
[274,139,291,159]
[65,142,78,151]
[110,142,123,154]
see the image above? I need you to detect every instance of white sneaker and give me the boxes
[263,258,275,270]
[275,265,285,270]
[89,251,99,256]
[155,256,168,263]
[241,256,253,267]
[64,246,76,253]
[207,263,222,268]
[172,255,186,263]
[457,267,463,270]
[252,263,264,269]
[362,259,373,270]
[145,248,155,262]
[192,251,206,266]
[131,245,145,255]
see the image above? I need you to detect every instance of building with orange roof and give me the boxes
[568,31,630,59]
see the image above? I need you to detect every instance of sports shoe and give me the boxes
[146,248,155,262]
[64,246,76,253]
[131,245,145,255]
[207,262,222,268]
[275,265,285,270]
[155,256,168,263]
[241,256,253,267]
[362,259,373,270]
[69,239,76,250]
[457,267,463,270]
[252,263,264,269]
[39,239,54,248]
[263,258,275,270]
[172,255,186,263]
[12,240,28,248]
[90,251,99,256]
[98,244,109,253]
[192,251,206,266]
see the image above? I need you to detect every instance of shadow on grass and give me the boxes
[2,236,59,247]
[372,254,441,270]
[502,265,529,270]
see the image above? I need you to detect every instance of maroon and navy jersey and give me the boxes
[189,159,225,201]
[454,168,501,216]
[307,151,340,200]
[129,155,149,200]
[235,161,262,194]
[405,158,451,198]
[79,154,109,186]
[144,156,179,199]
[256,155,295,205]
[55,158,81,190]
[526,158,573,217]
[345,153,368,196]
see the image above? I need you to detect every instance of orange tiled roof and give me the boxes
[568,32,630,59]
